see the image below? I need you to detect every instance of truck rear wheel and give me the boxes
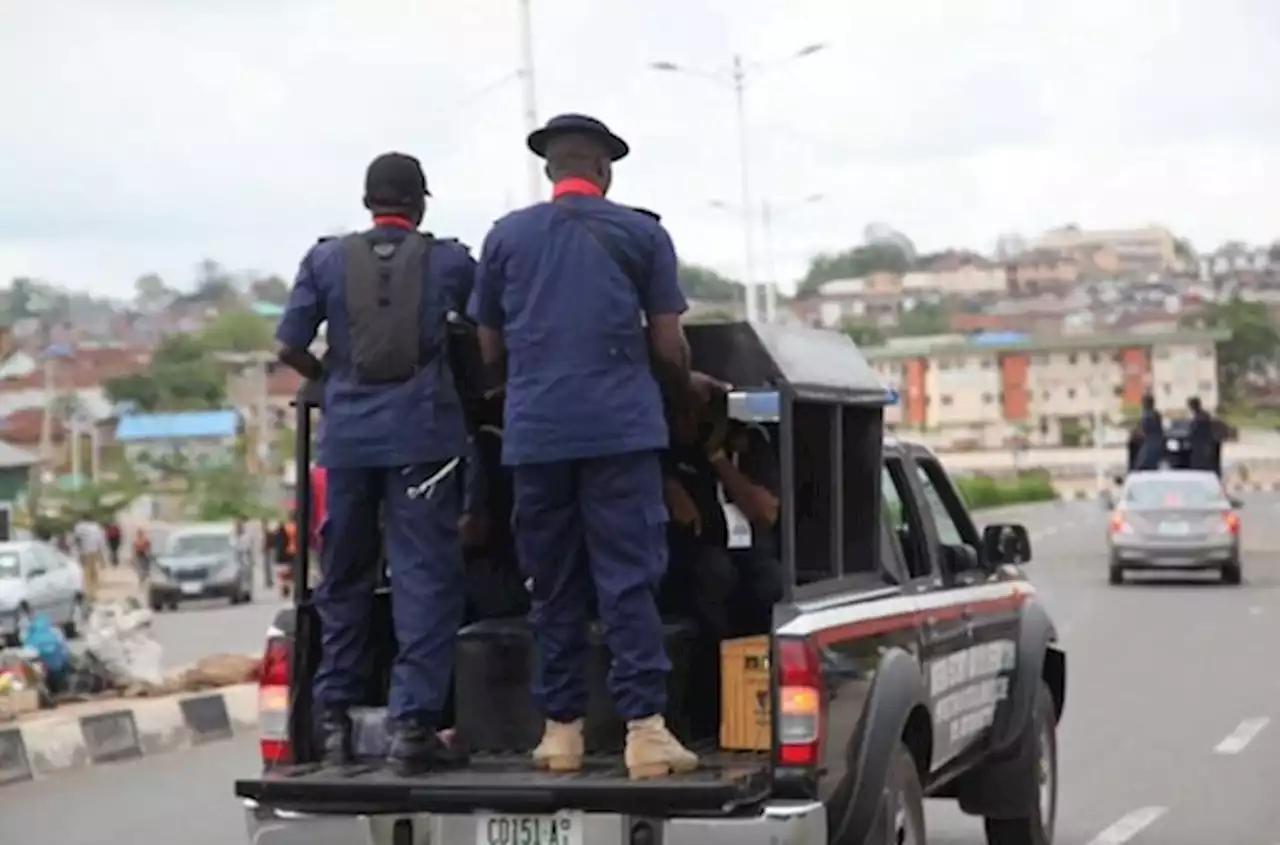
[982,682,1057,845]
[866,741,926,844]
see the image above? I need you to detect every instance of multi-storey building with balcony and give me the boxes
[867,329,1227,448]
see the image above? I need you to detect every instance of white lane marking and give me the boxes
[1213,717,1271,754]
[1085,806,1168,845]
[1249,605,1263,616]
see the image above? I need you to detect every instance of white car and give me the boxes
[0,540,86,643]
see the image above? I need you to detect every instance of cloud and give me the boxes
[1,0,1278,297]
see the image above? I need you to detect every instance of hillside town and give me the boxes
[0,223,1276,518]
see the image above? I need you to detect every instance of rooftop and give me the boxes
[863,328,1231,360]
[115,410,240,442]
[0,440,40,469]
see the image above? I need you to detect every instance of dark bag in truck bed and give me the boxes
[234,749,771,816]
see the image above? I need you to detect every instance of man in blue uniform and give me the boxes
[276,152,474,774]
[470,114,714,779]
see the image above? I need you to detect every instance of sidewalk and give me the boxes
[94,564,143,604]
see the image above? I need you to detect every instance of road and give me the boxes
[4,497,1280,844]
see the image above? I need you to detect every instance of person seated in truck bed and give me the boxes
[459,426,531,622]
[662,402,782,737]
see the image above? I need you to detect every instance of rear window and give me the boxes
[166,533,232,556]
[1124,476,1225,507]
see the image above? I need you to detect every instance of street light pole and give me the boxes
[649,43,827,323]
[761,200,776,322]
[731,55,758,324]
[517,0,541,204]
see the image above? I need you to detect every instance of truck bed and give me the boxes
[235,749,772,816]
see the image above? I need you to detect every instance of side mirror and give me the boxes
[982,523,1032,566]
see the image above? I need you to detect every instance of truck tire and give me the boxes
[866,742,926,845]
[982,682,1057,845]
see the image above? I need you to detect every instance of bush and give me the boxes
[956,472,1056,510]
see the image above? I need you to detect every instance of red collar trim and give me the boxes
[552,178,603,200]
[372,215,415,230]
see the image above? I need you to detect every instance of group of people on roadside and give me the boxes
[275,113,778,780]
[1130,393,1222,474]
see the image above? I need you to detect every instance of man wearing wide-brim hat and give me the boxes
[468,113,720,779]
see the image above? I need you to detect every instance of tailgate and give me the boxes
[235,751,771,816]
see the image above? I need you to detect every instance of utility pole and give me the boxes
[731,55,758,323]
[517,0,541,204]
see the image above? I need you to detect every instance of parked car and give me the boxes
[148,524,254,611]
[0,540,87,644]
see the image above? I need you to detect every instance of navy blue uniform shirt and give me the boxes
[277,222,475,469]
[469,182,688,465]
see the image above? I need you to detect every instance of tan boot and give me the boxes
[625,715,699,780]
[531,719,584,772]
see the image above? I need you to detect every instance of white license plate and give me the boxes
[180,582,203,596]
[475,812,583,845]
[1158,521,1189,536]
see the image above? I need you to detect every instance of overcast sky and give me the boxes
[2,0,1278,299]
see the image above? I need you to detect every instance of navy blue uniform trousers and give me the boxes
[512,450,671,722]
[312,461,464,723]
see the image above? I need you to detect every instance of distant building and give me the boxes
[866,329,1227,448]
[115,410,241,474]
[0,441,39,539]
[1032,225,1181,276]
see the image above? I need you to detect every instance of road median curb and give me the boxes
[0,683,256,786]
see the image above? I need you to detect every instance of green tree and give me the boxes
[201,309,274,353]
[104,334,226,411]
[133,273,172,307]
[677,263,739,302]
[183,259,242,308]
[1180,297,1278,403]
[249,275,290,305]
[185,464,269,521]
[797,242,911,298]
[897,302,949,336]
[843,321,884,347]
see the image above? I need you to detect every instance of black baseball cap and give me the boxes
[527,114,629,161]
[364,152,431,206]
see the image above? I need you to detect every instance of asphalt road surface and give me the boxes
[149,564,288,671]
[5,496,1280,844]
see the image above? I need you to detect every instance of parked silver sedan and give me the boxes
[1107,470,1243,585]
[0,540,87,643]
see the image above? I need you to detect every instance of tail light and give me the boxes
[259,634,292,766]
[776,637,823,767]
[1224,511,1240,536]
[1109,513,1131,535]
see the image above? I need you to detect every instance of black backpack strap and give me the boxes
[554,203,647,293]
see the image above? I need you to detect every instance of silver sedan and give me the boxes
[1106,470,1242,585]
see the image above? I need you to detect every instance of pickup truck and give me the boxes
[235,321,1066,845]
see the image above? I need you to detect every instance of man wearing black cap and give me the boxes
[469,114,715,780]
[276,152,476,775]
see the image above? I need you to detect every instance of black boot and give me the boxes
[318,709,353,767]
[387,719,468,776]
